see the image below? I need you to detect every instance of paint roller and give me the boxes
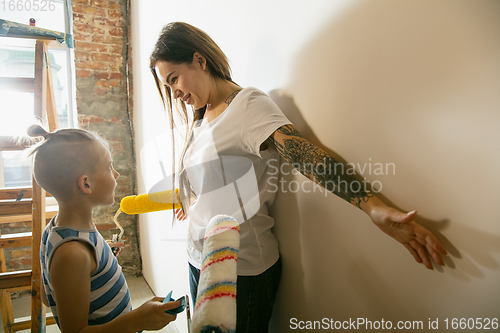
[111,189,182,254]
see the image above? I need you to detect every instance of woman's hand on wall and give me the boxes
[365,197,447,270]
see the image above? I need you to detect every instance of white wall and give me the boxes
[131,1,500,332]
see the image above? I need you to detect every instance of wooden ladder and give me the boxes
[0,40,60,332]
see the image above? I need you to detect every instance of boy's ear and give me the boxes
[78,175,92,194]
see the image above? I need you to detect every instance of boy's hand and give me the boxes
[106,240,124,257]
[133,297,180,331]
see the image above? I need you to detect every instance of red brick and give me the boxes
[77,89,83,106]
[109,27,123,37]
[97,79,109,88]
[11,249,31,259]
[73,13,92,25]
[93,17,108,26]
[80,115,105,124]
[94,222,117,231]
[93,35,122,45]
[93,53,122,64]
[85,7,106,17]
[76,60,108,70]
[92,27,106,35]
[108,45,122,54]
[8,260,20,269]
[108,9,122,19]
[107,19,124,28]
[91,0,110,8]
[109,72,123,80]
[20,258,31,266]
[109,118,123,125]
[75,51,92,61]
[95,88,108,96]
[76,41,108,53]
[73,5,86,14]
[74,33,92,43]
[109,79,120,87]
[109,63,121,72]
[74,23,93,34]
[95,72,110,80]
[110,142,124,151]
[76,69,92,78]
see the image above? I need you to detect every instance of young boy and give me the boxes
[29,125,180,332]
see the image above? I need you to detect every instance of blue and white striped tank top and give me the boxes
[40,217,132,327]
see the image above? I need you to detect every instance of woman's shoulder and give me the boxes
[238,87,276,108]
[241,86,268,98]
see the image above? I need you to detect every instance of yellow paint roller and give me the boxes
[120,189,181,215]
[111,189,182,254]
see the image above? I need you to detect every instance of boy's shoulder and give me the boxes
[48,232,98,275]
[51,240,95,264]
[42,217,100,272]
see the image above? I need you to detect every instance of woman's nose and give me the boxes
[173,89,183,100]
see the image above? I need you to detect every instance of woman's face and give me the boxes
[155,53,211,109]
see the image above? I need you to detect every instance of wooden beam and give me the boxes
[0,187,32,200]
[0,229,14,332]
[31,172,46,333]
[0,200,33,216]
[0,207,57,225]
[34,40,47,121]
[3,285,31,293]
[0,290,14,332]
[0,270,31,290]
[45,55,59,132]
[0,188,53,201]
[0,77,34,93]
[12,314,56,330]
[0,232,32,249]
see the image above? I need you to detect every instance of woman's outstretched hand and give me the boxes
[365,199,448,270]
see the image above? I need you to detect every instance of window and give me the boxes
[0,0,75,188]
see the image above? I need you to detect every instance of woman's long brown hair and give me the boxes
[149,22,234,219]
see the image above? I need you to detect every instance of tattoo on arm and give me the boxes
[266,124,373,209]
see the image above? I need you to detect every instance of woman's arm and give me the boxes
[266,124,373,209]
[266,124,447,269]
[50,241,179,333]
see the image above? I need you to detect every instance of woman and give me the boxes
[150,22,447,332]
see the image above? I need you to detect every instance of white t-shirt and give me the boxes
[184,87,292,275]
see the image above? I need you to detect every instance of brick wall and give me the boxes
[72,0,140,275]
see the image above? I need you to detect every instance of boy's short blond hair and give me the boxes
[28,125,109,200]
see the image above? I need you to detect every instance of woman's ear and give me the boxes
[78,175,92,194]
[193,52,207,71]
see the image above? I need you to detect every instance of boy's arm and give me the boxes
[40,277,49,307]
[50,240,179,333]
[49,241,98,332]
[266,124,447,269]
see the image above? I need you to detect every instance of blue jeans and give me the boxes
[189,257,282,333]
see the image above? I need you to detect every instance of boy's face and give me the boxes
[90,143,119,206]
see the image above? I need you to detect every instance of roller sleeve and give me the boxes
[120,189,181,215]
